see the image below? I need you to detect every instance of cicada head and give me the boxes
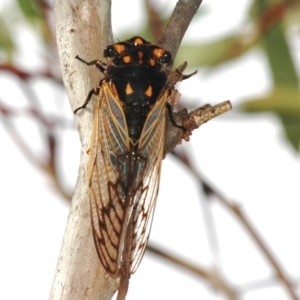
[103,36,172,69]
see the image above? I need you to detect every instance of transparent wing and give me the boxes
[88,82,131,277]
[88,82,167,276]
[129,90,168,273]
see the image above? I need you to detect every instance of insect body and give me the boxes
[75,36,189,298]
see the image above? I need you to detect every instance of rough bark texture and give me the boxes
[51,1,117,300]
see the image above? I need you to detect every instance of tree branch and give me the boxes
[147,244,237,300]
[50,1,117,300]
[157,0,203,59]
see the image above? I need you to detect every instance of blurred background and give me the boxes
[0,0,299,299]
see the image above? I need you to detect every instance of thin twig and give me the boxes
[173,154,300,300]
[147,244,237,300]
[164,100,232,157]
[228,202,299,300]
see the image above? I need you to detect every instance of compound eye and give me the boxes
[159,51,172,64]
[104,46,118,58]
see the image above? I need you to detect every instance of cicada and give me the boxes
[74,36,193,299]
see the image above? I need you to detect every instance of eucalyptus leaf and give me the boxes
[0,16,15,60]
[241,87,300,151]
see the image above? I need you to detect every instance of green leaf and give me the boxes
[16,0,42,25]
[16,0,51,45]
[241,87,300,115]
[251,0,299,88]
[244,0,300,150]
[260,19,298,88]
[278,113,300,151]
[0,16,15,60]
[175,33,256,68]
[241,87,300,151]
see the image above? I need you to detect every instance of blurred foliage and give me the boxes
[0,0,299,150]
[0,16,15,61]
[176,0,300,151]
[17,0,42,24]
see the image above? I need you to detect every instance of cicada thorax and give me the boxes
[103,36,172,144]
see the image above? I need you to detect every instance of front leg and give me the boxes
[75,55,107,73]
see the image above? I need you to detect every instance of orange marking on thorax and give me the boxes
[148,58,156,67]
[144,85,153,97]
[123,55,132,63]
[125,83,134,95]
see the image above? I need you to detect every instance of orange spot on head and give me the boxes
[123,55,132,63]
[113,44,125,54]
[125,83,134,95]
[134,37,144,45]
[153,48,165,59]
[144,85,153,97]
